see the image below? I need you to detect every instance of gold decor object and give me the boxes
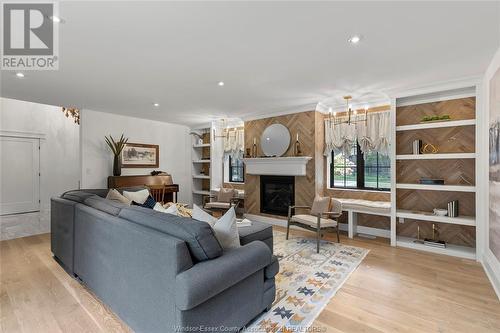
[328,95,368,126]
[421,143,439,154]
[62,107,80,124]
[293,133,302,156]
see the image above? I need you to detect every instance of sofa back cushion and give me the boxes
[62,190,99,203]
[83,195,128,216]
[119,206,223,262]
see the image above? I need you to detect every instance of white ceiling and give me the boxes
[1,1,499,128]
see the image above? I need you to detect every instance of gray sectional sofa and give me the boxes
[51,188,278,333]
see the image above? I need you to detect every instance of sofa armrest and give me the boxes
[175,241,272,310]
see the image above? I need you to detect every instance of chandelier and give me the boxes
[62,107,80,125]
[328,96,367,126]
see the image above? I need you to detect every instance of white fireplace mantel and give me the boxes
[243,156,312,176]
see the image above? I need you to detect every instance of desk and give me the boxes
[107,175,179,203]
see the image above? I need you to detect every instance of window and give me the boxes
[330,142,390,190]
[228,156,244,183]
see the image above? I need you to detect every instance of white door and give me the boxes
[0,136,40,215]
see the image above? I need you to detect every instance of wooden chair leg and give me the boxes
[286,218,290,240]
[336,225,340,243]
[316,216,321,253]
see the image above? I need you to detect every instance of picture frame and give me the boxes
[121,143,159,168]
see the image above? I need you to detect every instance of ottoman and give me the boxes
[238,220,274,253]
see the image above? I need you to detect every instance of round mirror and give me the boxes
[260,124,291,157]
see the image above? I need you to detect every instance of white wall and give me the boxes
[483,46,500,300]
[80,109,192,205]
[0,97,80,239]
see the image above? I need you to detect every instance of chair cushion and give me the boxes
[119,206,223,262]
[310,196,331,215]
[291,214,337,227]
[217,188,235,202]
[204,202,231,209]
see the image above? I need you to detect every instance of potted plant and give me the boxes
[105,134,128,176]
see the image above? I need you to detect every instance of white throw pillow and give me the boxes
[153,202,178,216]
[192,204,217,227]
[123,189,150,204]
[212,207,240,249]
[192,205,240,249]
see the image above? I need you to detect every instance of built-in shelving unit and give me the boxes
[396,236,476,259]
[191,128,211,206]
[396,153,476,160]
[395,119,475,131]
[396,209,475,226]
[396,183,475,192]
[391,85,478,259]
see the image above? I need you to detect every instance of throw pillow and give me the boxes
[212,207,240,249]
[310,196,331,216]
[132,195,157,209]
[123,189,150,204]
[217,188,235,203]
[106,189,131,205]
[192,204,240,249]
[153,202,178,215]
[192,204,217,227]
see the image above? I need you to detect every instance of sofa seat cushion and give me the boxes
[83,196,128,216]
[238,220,272,245]
[119,206,223,262]
[291,214,337,227]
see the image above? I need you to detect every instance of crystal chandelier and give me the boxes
[62,107,80,125]
[328,96,368,126]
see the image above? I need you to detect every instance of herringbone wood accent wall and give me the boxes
[396,97,475,126]
[244,111,322,215]
[396,97,476,247]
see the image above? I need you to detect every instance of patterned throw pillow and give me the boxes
[132,195,157,209]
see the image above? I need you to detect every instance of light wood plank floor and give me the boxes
[1,230,499,333]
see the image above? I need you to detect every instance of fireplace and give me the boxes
[260,175,295,216]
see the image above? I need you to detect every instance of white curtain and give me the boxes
[324,111,391,156]
[224,128,244,159]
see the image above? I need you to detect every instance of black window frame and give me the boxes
[228,156,244,183]
[330,142,390,191]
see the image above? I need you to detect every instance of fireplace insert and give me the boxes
[260,175,294,216]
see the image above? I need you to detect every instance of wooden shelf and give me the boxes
[396,153,476,160]
[396,119,475,131]
[192,190,210,196]
[193,160,211,164]
[193,143,211,148]
[396,209,475,226]
[192,174,210,179]
[396,183,475,192]
[396,236,475,260]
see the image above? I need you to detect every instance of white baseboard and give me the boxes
[483,249,500,301]
[245,213,390,239]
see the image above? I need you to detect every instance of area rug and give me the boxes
[245,230,369,332]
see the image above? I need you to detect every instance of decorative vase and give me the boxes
[113,154,122,176]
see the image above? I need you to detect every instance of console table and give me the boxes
[107,175,179,203]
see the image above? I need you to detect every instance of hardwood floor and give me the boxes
[1,230,499,333]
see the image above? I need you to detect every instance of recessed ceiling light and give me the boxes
[153,103,160,107]
[218,81,225,86]
[16,72,24,78]
[348,35,362,44]
[50,16,64,23]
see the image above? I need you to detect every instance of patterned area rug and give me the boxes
[245,231,369,332]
